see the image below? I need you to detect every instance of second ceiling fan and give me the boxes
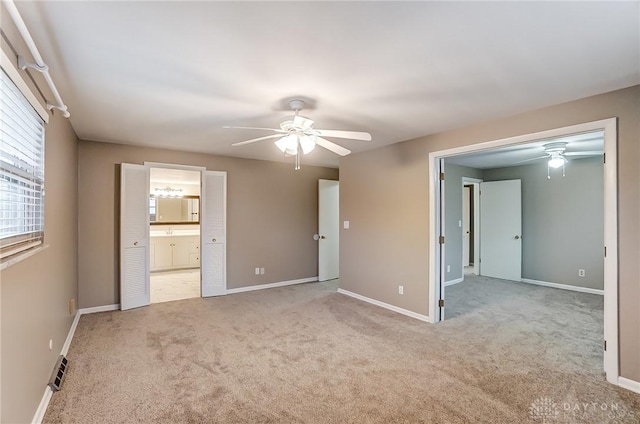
[224,99,372,170]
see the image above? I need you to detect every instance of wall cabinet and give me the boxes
[150,235,199,271]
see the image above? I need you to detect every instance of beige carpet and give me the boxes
[44,277,640,423]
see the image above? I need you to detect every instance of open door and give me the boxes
[201,171,227,297]
[479,180,522,281]
[120,163,150,310]
[318,179,339,282]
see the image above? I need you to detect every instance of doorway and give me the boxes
[461,178,481,276]
[149,167,201,304]
[318,179,339,282]
[428,118,618,384]
[120,162,227,311]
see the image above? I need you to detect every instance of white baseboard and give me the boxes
[31,386,52,424]
[78,304,120,314]
[337,288,430,323]
[444,277,464,287]
[226,277,318,295]
[520,278,604,295]
[32,303,120,423]
[618,376,640,394]
[61,312,81,356]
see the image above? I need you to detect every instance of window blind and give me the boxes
[0,68,45,258]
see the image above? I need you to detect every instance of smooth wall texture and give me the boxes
[443,164,483,282]
[483,157,604,289]
[340,85,640,381]
[78,140,338,309]
[1,10,79,421]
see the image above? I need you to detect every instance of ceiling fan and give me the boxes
[224,99,372,170]
[515,142,602,178]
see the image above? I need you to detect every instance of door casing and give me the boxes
[428,118,618,385]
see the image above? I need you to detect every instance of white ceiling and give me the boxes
[13,1,639,168]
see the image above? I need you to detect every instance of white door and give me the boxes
[462,186,471,267]
[120,163,150,310]
[201,171,226,297]
[318,179,339,281]
[480,180,522,281]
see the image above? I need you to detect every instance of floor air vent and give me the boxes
[48,355,68,391]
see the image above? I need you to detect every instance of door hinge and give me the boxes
[604,340,607,351]
[603,153,606,164]
[438,299,445,307]
[439,236,445,244]
[439,172,445,181]
[604,246,607,257]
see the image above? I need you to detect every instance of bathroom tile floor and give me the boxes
[150,269,200,304]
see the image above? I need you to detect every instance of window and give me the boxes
[0,68,45,259]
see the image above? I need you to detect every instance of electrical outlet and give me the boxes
[255,267,260,275]
[447,265,451,273]
[260,267,265,275]
[68,298,75,315]
[49,339,53,351]
[578,269,586,277]
[398,285,404,295]
[458,220,462,227]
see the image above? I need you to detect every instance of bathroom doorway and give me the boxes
[149,167,201,303]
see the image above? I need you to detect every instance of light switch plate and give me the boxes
[343,221,350,229]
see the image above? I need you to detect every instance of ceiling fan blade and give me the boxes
[292,116,314,130]
[231,134,284,147]
[315,129,372,141]
[223,126,286,133]
[513,155,549,164]
[315,137,351,156]
[564,151,603,156]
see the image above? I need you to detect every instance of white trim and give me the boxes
[520,278,604,295]
[618,377,640,394]
[428,118,619,384]
[61,312,81,356]
[0,244,49,271]
[0,49,49,122]
[337,288,431,323]
[31,387,52,424]
[78,304,120,314]
[226,277,318,294]
[31,302,120,423]
[143,162,207,172]
[444,277,464,287]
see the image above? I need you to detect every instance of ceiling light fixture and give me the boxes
[154,187,183,197]
[548,154,565,169]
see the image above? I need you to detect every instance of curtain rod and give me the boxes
[3,0,70,118]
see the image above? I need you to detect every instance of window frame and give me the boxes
[1,49,49,265]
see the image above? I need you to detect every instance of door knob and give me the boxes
[514,235,520,240]
[320,235,326,239]
[212,238,216,242]
[133,241,138,246]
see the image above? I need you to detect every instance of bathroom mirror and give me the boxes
[150,196,199,224]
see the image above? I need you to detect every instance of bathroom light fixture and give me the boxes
[154,187,183,197]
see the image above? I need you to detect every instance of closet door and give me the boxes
[120,163,150,310]
[201,171,227,297]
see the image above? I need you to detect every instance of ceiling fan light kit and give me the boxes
[226,99,372,170]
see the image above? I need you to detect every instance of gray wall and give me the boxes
[483,157,604,289]
[1,6,79,422]
[443,164,483,282]
[339,85,640,381]
[78,140,338,309]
